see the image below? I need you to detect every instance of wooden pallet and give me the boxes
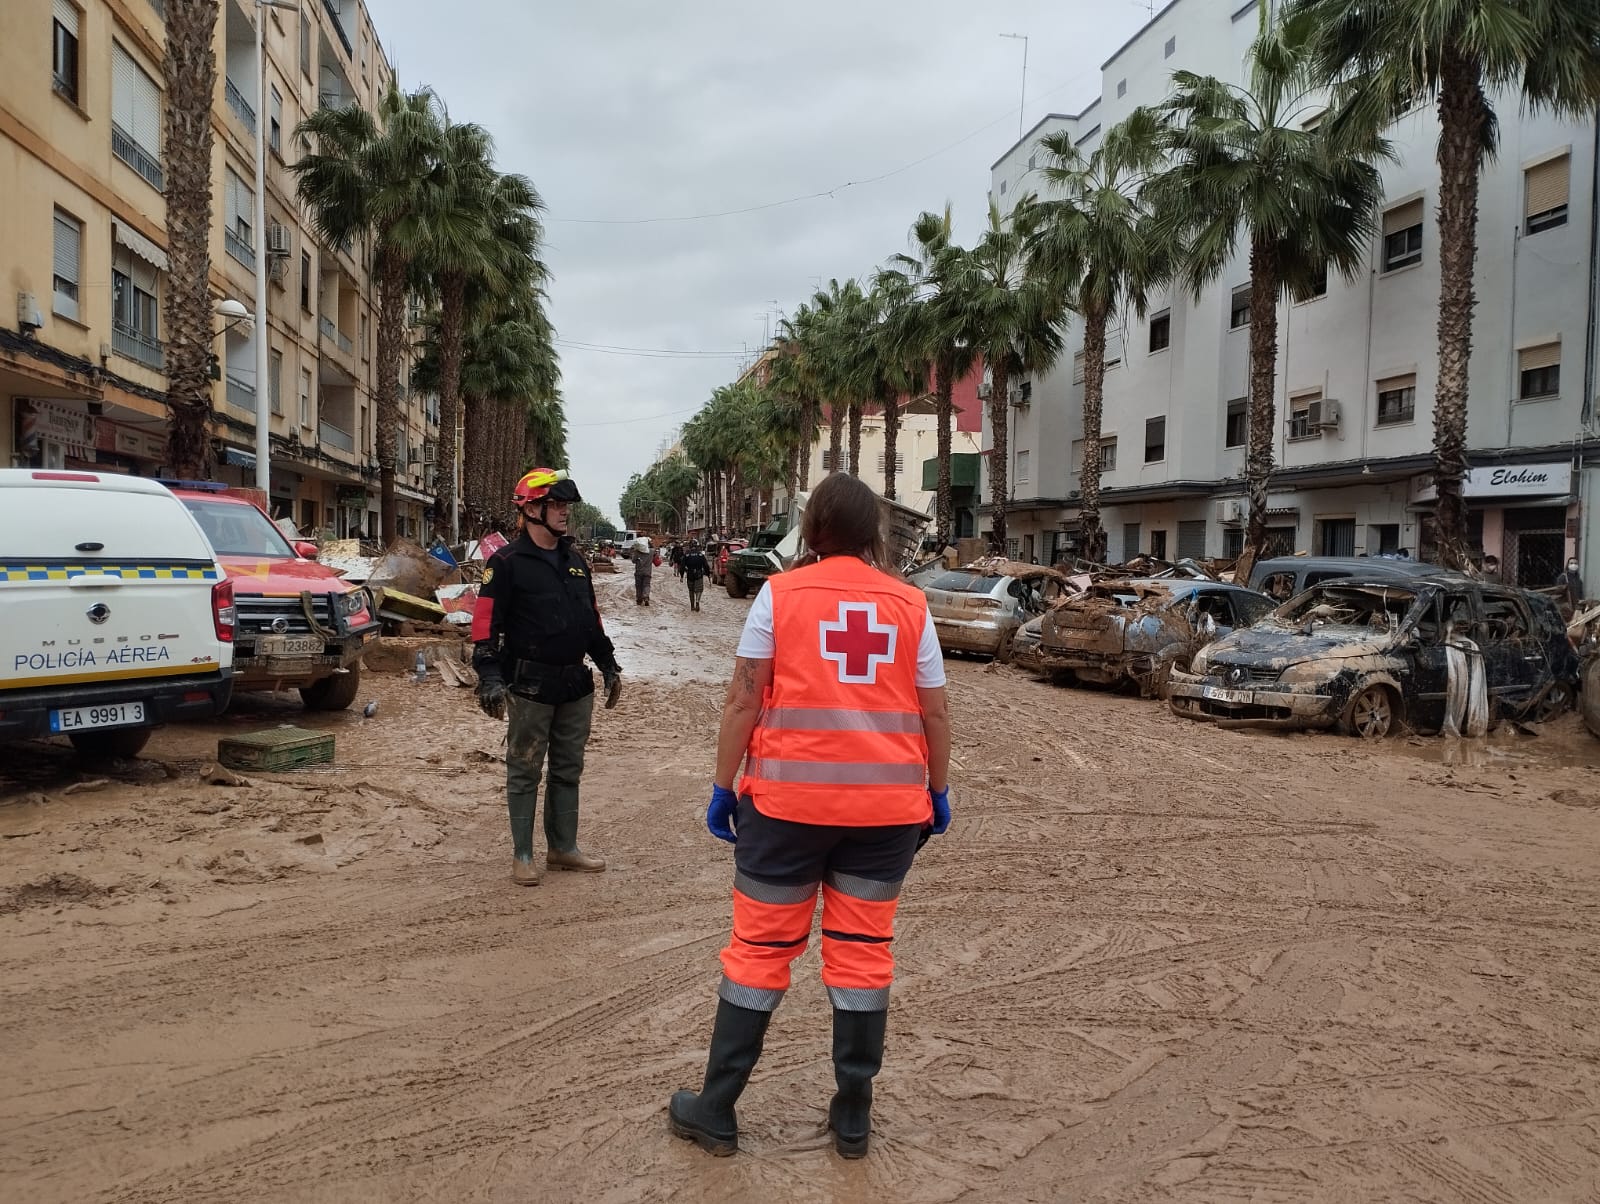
[218,726,335,772]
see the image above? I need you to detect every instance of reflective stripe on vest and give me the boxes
[746,758,928,786]
[759,706,925,736]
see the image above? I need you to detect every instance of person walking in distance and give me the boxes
[668,473,953,1158]
[682,539,711,612]
[634,536,656,606]
[1556,556,1586,618]
[471,469,623,886]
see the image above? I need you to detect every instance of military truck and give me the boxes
[723,491,931,598]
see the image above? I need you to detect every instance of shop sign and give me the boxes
[1412,461,1570,502]
[336,485,368,506]
[21,399,96,456]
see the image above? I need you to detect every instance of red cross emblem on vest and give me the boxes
[818,601,898,684]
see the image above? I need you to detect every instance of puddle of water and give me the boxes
[1384,726,1597,770]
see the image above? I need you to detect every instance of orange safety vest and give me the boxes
[739,555,933,827]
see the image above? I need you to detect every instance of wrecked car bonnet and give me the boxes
[1208,620,1399,667]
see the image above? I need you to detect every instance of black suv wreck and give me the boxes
[1168,576,1580,738]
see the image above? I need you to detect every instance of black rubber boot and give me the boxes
[828,1009,887,1158]
[668,1000,773,1155]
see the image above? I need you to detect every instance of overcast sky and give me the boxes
[375,0,1153,522]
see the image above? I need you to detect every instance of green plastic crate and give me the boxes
[218,726,335,771]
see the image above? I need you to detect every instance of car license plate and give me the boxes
[50,702,145,733]
[1201,686,1253,704]
[256,635,324,656]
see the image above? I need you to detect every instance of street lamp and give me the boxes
[250,0,300,493]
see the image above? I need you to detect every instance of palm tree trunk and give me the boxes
[161,0,220,479]
[1431,44,1487,571]
[988,361,1011,552]
[1080,309,1109,566]
[882,397,900,501]
[828,404,845,474]
[785,442,800,510]
[374,248,408,542]
[935,361,953,546]
[463,393,485,529]
[1239,237,1282,585]
[848,401,863,477]
[798,401,815,490]
[435,272,466,537]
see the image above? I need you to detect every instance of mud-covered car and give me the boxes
[925,562,1066,660]
[1248,555,1450,603]
[1169,576,1581,737]
[1037,579,1275,694]
[1011,615,1046,673]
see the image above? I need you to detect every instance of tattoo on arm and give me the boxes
[735,656,759,697]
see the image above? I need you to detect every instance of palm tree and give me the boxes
[863,278,928,503]
[772,303,826,491]
[808,278,870,476]
[882,206,980,545]
[963,197,1068,548]
[1154,12,1390,578]
[1291,0,1600,568]
[1030,112,1174,565]
[295,85,444,542]
[161,0,220,478]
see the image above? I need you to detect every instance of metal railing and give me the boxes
[225,374,255,410]
[322,0,353,56]
[112,321,164,371]
[319,316,354,355]
[224,77,256,132]
[111,123,163,191]
[224,227,255,270]
[319,419,355,452]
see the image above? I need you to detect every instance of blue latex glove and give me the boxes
[928,786,952,836]
[707,784,738,844]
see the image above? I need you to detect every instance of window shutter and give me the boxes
[53,213,80,281]
[1376,373,1416,394]
[1525,156,1569,217]
[1518,343,1560,372]
[1383,199,1423,235]
[112,43,137,132]
[53,0,78,35]
[132,63,162,154]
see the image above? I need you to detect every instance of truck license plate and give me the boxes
[257,635,324,656]
[50,702,145,733]
[1201,686,1253,704]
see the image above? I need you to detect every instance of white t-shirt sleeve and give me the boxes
[734,586,776,659]
[915,602,946,688]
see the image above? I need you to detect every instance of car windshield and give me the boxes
[1274,584,1420,632]
[929,572,1005,594]
[183,498,297,557]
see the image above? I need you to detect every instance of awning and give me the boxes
[222,447,256,469]
[395,483,433,504]
[112,220,170,272]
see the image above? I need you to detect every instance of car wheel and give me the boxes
[68,727,153,759]
[300,664,362,711]
[1530,680,1575,722]
[1342,683,1396,739]
[726,576,746,600]
[994,629,1017,665]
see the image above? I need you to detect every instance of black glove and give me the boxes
[476,670,508,720]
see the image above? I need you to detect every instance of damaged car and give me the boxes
[924,561,1069,661]
[1036,579,1275,696]
[1168,576,1581,737]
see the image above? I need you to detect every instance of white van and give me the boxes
[0,470,235,758]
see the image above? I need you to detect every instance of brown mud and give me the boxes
[2,570,1598,1201]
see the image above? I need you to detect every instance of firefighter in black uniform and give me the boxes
[470,469,623,886]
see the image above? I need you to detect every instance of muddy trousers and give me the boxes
[688,580,704,611]
[635,574,652,605]
[504,691,594,860]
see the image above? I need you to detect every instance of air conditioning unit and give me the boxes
[422,442,436,464]
[1307,398,1341,430]
[976,381,993,400]
[1215,498,1245,525]
[1010,380,1033,407]
[408,450,422,464]
[266,223,291,256]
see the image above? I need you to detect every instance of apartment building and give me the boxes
[985,0,1600,589]
[1,0,440,538]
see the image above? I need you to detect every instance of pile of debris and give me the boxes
[316,534,505,639]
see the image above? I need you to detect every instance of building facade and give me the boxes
[1,0,439,538]
[984,0,1600,590]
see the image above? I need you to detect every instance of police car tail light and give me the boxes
[212,578,236,643]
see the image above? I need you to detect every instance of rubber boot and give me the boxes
[668,1000,773,1155]
[508,796,540,886]
[545,787,605,872]
[828,1009,887,1158]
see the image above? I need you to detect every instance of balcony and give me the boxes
[111,123,164,191]
[322,0,353,56]
[319,315,353,355]
[225,77,256,133]
[319,419,355,453]
[225,228,255,270]
[226,373,255,411]
[111,321,165,371]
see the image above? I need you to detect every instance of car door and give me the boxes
[1476,588,1545,712]
[1403,589,1470,733]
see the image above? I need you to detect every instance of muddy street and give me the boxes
[3,570,1599,1203]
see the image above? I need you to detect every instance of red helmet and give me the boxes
[512,468,581,506]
